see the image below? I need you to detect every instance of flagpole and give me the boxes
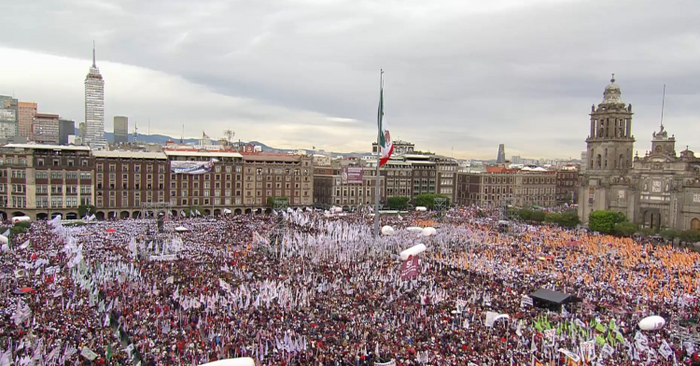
[373,69,383,240]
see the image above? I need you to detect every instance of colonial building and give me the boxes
[434,155,459,203]
[455,166,556,208]
[93,150,170,219]
[555,166,579,205]
[578,77,700,231]
[240,146,314,209]
[0,144,315,220]
[632,129,700,231]
[514,168,557,207]
[312,160,384,209]
[0,144,93,220]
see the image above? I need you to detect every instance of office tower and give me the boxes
[33,113,60,144]
[84,42,105,148]
[496,144,506,163]
[17,101,37,138]
[113,116,128,144]
[0,96,17,139]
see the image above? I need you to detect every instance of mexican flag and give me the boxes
[377,80,393,167]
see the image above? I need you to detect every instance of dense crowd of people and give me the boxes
[1,206,700,366]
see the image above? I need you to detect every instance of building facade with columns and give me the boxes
[578,77,700,232]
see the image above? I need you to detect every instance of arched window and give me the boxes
[619,154,625,169]
[596,154,602,168]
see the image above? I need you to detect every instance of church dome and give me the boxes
[602,75,622,104]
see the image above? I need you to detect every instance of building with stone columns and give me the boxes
[578,77,700,232]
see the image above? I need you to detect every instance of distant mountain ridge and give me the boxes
[103,132,369,157]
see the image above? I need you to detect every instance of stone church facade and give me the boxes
[578,77,700,232]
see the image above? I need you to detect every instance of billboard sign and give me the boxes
[341,167,364,184]
[170,160,215,175]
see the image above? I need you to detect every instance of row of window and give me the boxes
[95,197,243,208]
[387,170,437,177]
[35,172,92,180]
[334,189,375,197]
[98,164,166,173]
[36,159,90,168]
[0,158,27,166]
[35,197,86,209]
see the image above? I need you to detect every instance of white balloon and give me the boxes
[381,225,394,236]
[406,226,424,233]
[639,316,665,331]
[199,358,255,366]
[422,227,437,237]
[415,206,427,212]
[400,244,427,261]
[0,235,7,244]
[12,216,31,224]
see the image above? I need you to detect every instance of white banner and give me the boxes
[170,160,215,175]
[80,347,98,361]
[375,360,396,366]
[150,254,178,262]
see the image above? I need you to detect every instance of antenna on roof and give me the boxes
[224,129,235,144]
[660,84,666,131]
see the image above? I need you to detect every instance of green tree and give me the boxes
[518,209,533,221]
[659,229,679,241]
[679,230,700,243]
[267,197,289,207]
[413,194,450,209]
[588,210,626,234]
[78,204,96,218]
[614,222,638,237]
[640,227,655,237]
[13,221,31,230]
[544,213,562,225]
[386,196,410,210]
[530,210,546,222]
[559,211,581,229]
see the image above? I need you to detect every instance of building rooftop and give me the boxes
[93,150,167,159]
[35,113,60,119]
[486,166,518,173]
[2,143,91,151]
[242,154,302,162]
[163,149,243,158]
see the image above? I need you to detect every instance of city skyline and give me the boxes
[1,0,699,159]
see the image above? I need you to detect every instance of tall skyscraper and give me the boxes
[17,101,37,139]
[496,144,506,163]
[85,42,105,148]
[113,116,129,144]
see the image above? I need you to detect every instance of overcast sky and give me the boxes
[1,0,699,159]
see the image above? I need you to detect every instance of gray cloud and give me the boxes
[1,0,700,158]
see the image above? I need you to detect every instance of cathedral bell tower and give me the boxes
[579,75,636,224]
[585,75,635,172]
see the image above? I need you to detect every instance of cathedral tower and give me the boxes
[579,76,636,223]
[585,75,635,172]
